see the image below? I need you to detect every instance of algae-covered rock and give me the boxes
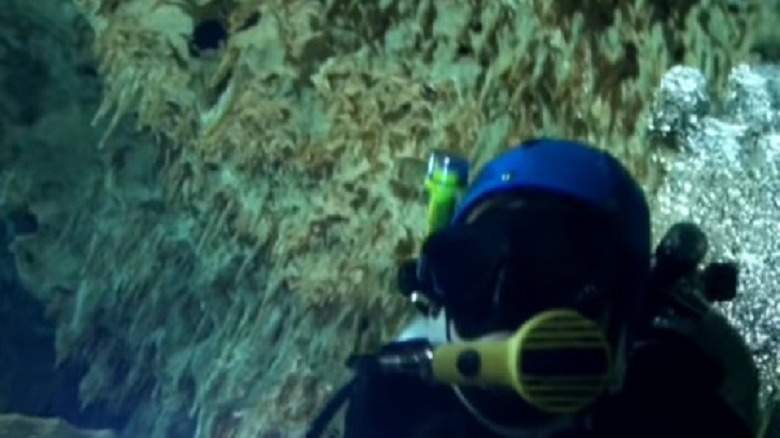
[1,0,771,436]
[0,414,116,438]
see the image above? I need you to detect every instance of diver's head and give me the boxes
[418,139,651,431]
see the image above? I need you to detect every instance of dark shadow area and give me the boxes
[0,220,132,431]
[190,18,228,56]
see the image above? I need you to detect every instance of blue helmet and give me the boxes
[452,139,651,265]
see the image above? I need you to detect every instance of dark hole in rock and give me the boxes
[191,18,228,55]
[7,207,39,236]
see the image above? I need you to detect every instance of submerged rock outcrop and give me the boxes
[1,0,776,437]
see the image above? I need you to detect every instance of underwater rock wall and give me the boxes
[1,0,774,437]
[0,413,116,438]
[0,0,155,431]
[0,0,162,433]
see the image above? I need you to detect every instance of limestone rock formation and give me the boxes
[0,414,116,438]
[1,0,774,437]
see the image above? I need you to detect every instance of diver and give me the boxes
[308,139,770,437]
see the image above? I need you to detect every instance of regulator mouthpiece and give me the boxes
[424,150,470,236]
[431,309,614,415]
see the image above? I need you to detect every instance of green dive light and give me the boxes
[424,150,470,236]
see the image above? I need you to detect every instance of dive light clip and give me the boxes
[396,258,443,317]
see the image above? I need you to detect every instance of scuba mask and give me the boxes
[420,193,627,340]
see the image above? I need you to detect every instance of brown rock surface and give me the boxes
[1,0,773,436]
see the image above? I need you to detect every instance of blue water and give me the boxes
[0,219,130,431]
